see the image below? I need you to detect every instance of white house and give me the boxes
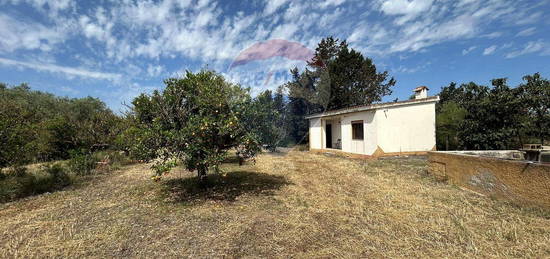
[305,86,439,157]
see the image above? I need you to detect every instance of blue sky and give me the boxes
[0,0,549,112]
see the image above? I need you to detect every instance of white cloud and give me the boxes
[482,31,502,39]
[505,40,546,58]
[515,11,542,25]
[147,64,164,77]
[462,46,476,55]
[516,27,536,37]
[0,13,66,52]
[5,0,74,17]
[380,0,434,25]
[270,23,299,39]
[0,0,547,93]
[318,0,346,9]
[482,45,497,55]
[389,14,477,53]
[264,0,290,15]
[0,57,121,80]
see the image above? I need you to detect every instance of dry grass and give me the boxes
[1,150,549,258]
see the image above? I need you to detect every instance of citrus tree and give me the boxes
[130,70,261,182]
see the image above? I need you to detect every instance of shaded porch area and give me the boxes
[322,117,342,150]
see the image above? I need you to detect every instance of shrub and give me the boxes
[7,166,28,177]
[67,151,99,175]
[41,163,71,188]
[93,150,132,171]
[0,163,71,203]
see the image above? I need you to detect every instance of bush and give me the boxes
[41,163,71,188]
[0,163,71,203]
[67,151,98,175]
[93,150,132,171]
[7,166,28,177]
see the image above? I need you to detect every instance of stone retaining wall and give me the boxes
[428,151,550,208]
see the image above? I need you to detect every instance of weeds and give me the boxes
[67,151,99,175]
[0,163,71,203]
[1,151,132,203]
[1,151,549,258]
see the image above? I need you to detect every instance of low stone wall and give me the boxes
[428,151,550,208]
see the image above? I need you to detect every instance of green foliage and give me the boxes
[0,163,71,203]
[130,70,262,182]
[284,37,395,144]
[67,151,99,175]
[41,163,72,187]
[517,73,550,145]
[0,83,123,169]
[292,36,395,110]
[6,166,29,178]
[247,90,286,151]
[436,102,467,150]
[437,73,549,150]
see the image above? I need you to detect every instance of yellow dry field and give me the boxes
[1,151,549,258]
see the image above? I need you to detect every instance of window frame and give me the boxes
[351,120,364,140]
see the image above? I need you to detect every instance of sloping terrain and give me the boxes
[1,151,549,258]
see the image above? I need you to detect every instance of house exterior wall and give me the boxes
[340,111,377,155]
[308,100,436,156]
[309,118,322,149]
[375,102,436,153]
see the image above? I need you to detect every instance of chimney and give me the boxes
[413,86,429,99]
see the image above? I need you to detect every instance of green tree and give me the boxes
[306,36,395,110]
[284,37,395,143]
[518,73,550,145]
[248,90,283,151]
[0,83,122,167]
[436,101,467,150]
[130,70,262,182]
[437,78,531,150]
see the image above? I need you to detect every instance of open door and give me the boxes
[326,124,332,149]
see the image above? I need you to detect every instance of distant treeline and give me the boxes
[1,39,548,173]
[0,83,124,168]
[436,73,549,150]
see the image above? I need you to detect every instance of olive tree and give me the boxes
[518,73,550,145]
[130,70,261,182]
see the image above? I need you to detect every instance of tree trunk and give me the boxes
[197,166,207,187]
[445,135,449,151]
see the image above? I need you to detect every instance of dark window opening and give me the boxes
[352,121,364,140]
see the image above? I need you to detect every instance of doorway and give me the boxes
[326,123,332,149]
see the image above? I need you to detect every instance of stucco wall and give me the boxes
[428,151,550,208]
[309,118,322,149]
[340,110,377,155]
[376,102,436,153]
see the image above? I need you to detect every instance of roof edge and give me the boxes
[305,96,440,119]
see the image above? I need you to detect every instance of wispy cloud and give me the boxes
[462,46,476,55]
[516,27,536,37]
[0,57,121,80]
[483,45,497,55]
[0,13,67,52]
[505,40,546,58]
[0,0,548,107]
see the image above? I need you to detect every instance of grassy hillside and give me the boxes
[1,151,549,257]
